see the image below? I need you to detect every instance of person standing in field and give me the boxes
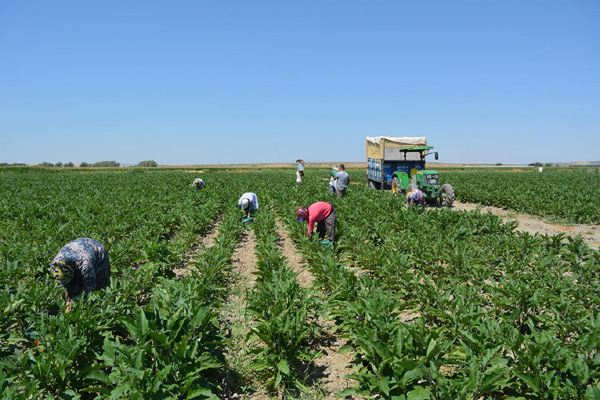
[50,238,111,313]
[191,178,205,190]
[296,159,305,184]
[333,164,350,198]
[238,192,259,218]
[407,188,425,208]
[296,202,336,242]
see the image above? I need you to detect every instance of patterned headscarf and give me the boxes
[50,258,76,286]
[296,206,308,221]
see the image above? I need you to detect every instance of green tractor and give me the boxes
[366,137,455,206]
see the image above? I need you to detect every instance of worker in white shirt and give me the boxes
[237,192,259,218]
[191,178,205,190]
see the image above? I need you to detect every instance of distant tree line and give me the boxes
[34,160,157,168]
[80,161,120,167]
[137,160,158,167]
[38,162,75,167]
[0,163,26,167]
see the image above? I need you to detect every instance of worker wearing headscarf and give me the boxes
[407,188,425,207]
[237,192,259,218]
[296,202,336,242]
[50,238,111,312]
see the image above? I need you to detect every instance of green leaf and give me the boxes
[138,309,148,338]
[378,376,390,396]
[338,387,358,397]
[85,370,112,384]
[58,389,80,400]
[407,386,431,400]
[426,340,441,361]
[186,387,218,400]
[339,345,354,354]
[277,359,290,375]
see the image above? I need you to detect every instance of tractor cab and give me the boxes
[390,146,439,195]
[394,145,437,178]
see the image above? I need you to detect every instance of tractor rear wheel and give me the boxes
[441,184,455,207]
[391,177,400,195]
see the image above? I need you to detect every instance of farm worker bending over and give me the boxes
[329,167,338,194]
[407,188,425,208]
[50,238,111,313]
[333,164,350,198]
[297,202,336,242]
[238,192,259,218]
[192,178,205,190]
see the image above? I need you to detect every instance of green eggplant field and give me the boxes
[1,168,600,399]
[440,170,600,224]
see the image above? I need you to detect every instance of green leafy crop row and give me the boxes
[0,171,244,398]
[2,169,600,399]
[272,170,600,399]
[441,171,600,224]
[246,198,320,394]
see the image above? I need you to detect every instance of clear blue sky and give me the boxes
[1,1,599,165]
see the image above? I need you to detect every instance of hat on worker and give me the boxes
[50,258,76,286]
[241,198,250,210]
[296,206,308,221]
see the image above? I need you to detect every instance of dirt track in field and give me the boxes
[174,216,223,278]
[231,229,260,290]
[452,201,600,250]
[274,218,314,288]
[222,228,269,400]
[274,217,358,400]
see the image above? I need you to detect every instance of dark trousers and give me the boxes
[316,206,336,241]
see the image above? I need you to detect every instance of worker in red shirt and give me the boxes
[296,202,336,242]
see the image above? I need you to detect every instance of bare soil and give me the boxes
[308,319,360,400]
[273,216,358,399]
[452,201,600,250]
[221,229,268,400]
[230,229,260,290]
[274,218,314,288]
[173,217,223,278]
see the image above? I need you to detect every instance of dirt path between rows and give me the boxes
[174,216,223,278]
[274,218,314,288]
[273,217,358,400]
[221,229,269,400]
[452,201,600,250]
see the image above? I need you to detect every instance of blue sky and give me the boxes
[1,1,599,165]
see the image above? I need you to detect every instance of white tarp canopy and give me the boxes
[366,136,427,145]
